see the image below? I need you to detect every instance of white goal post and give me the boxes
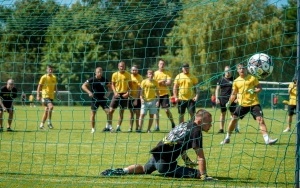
[31,91,73,106]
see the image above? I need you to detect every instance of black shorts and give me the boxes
[0,102,13,112]
[177,100,196,114]
[91,98,109,111]
[233,104,263,120]
[219,98,237,113]
[144,155,199,178]
[109,94,128,109]
[42,98,53,106]
[288,105,296,116]
[158,95,171,108]
[128,99,141,110]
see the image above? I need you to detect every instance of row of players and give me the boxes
[0,60,296,140]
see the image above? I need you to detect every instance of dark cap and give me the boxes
[182,63,190,68]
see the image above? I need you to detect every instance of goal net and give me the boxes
[0,0,297,187]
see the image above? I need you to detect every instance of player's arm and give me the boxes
[253,83,262,93]
[105,82,112,98]
[81,82,93,98]
[194,147,206,176]
[36,82,43,101]
[193,83,199,101]
[0,97,6,111]
[139,85,144,103]
[173,82,179,102]
[215,85,220,104]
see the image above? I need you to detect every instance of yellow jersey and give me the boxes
[111,71,131,93]
[173,73,198,100]
[130,74,143,98]
[233,75,259,107]
[288,82,297,105]
[140,79,159,101]
[154,70,172,96]
[38,74,57,99]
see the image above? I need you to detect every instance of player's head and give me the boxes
[236,63,247,76]
[131,65,139,75]
[95,67,103,78]
[46,65,54,74]
[6,79,14,90]
[182,63,190,74]
[195,109,212,132]
[118,61,126,72]
[158,59,166,70]
[224,66,232,78]
[147,69,154,79]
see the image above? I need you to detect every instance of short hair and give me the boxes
[195,109,211,118]
[147,69,154,74]
[47,64,54,69]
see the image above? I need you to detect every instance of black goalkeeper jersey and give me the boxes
[85,77,109,100]
[0,86,18,107]
[216,76,234,100]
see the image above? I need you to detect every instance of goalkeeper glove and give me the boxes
[200,174,217,181]
[247,89,254,94]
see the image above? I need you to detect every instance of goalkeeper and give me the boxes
[101,109,216,180]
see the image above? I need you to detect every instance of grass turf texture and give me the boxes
[0,105,295,187]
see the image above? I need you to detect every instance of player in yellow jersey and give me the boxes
[37,65,58,129]
[137,70,159,133]
[220,63,278,145]
[153,59,176,131]
[173,63,198,124]
[107,61,131,132]
[283,76,297,132]
[128,65,143,132]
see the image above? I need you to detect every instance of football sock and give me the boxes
[48,120,52,125]
[40,123,44,127]
[263,134,269,143]
[225,133,230,140]
[123,168,129,174]
[116,125,120,129]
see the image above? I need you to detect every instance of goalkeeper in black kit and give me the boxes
[101,109,217,180]
[0,79,18,132]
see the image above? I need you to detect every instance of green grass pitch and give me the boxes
[0,105,295,187]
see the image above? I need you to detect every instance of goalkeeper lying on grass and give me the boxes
[101,109,217,180]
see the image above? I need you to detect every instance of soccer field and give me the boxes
[0,105,295,187]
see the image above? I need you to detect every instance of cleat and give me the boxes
[7,127,13,132]
[127,128,132,132]
[266,138,278,145]
[91,129,95,133]
[116,127,121,132]
[217,129,224,134]
[100,168,125,176]
[136,129,142,133]
[48,124,54,129]
[102,128,110,132]
[39,126,44,129]
[147,130,152,133]
[220,138,230,145]
[154,127,160,131]
[283,128,291,133]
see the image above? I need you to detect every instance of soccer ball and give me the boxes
[247,53,273,79]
